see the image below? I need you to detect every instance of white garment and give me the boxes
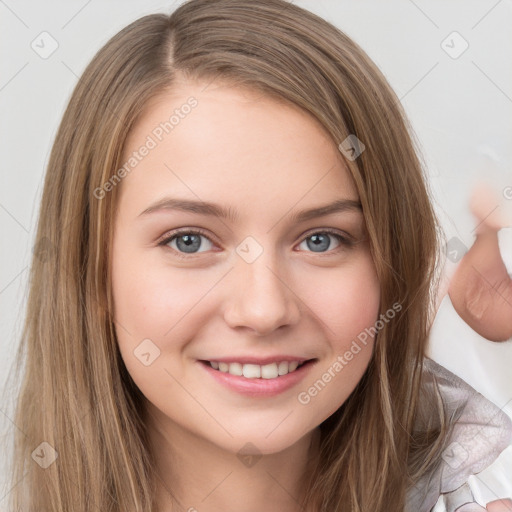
[405,358,512,512]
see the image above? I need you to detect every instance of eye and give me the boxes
[158,228,354,256]
[158,229,214,254]
[297,229,353,254]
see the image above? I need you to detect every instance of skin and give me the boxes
[485,499,512,512]
[111,78,381,512]
[447,184,512,341]
[455,500,512,511]
[110,79,511,511]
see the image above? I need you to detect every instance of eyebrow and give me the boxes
[138,197,363,223]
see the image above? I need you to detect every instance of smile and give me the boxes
[198,358,317,397]
[207,360,305,379]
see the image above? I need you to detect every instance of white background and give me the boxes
[1,0,511,509]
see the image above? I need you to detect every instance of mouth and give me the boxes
[198,358,317,397]
[200,359,313,379]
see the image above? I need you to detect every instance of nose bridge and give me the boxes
[223,236,300,334]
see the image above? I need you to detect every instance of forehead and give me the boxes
[118,79,359,220]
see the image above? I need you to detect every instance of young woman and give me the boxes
[6,1,511,510]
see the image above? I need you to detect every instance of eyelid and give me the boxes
[157,227,214,245]
[299,227,353,243]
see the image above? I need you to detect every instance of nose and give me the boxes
[223,253,301,336]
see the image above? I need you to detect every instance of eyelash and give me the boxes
[157,227,355,257]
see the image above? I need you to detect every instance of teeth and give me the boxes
[277,361,289,375]
[208,360,303,379]
[242,364,261,379]
[261,363,278,379]
[228,362,243,376]
[288,361,299,372]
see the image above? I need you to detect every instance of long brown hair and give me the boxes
[6,1,448,510]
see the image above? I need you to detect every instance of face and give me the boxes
[110,78,380,456]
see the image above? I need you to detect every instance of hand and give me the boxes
[445,182,512,341]
[486,498,512,511]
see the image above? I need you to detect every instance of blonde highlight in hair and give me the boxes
[7,1,449,510]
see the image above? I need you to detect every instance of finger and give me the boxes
[448,229,512,341]
[486,498,512,512]
[470,181,507,234]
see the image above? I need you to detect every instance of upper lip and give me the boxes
[200,356,314,365]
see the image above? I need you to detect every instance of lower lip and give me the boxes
[198,360,316,398]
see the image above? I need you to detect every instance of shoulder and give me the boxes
[405,358,512,512]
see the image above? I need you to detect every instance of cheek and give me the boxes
[295,255,380,417]
[110,255,202,397]
[111,252,209,340]
[111,252,225,392]
[112,244,380,353]
[308,255,381,343]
